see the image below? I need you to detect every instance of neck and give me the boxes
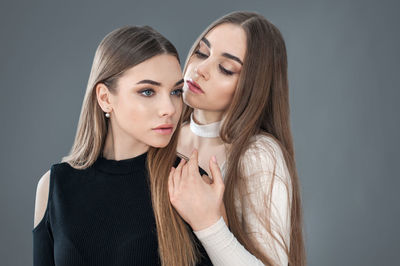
[192,109,224,125]
[102,123,149,161]
[189,111,223,139]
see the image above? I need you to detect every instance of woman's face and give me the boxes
[183,23,247,112]
[101,54,183,148]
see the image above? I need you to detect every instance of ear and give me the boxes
[96,83,113,113]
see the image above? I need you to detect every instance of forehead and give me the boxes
[118,54,182,86]
[203,23,247,60]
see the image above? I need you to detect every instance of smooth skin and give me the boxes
[34,54,184,228]
[173,23,247,231]
[168,150,225,231]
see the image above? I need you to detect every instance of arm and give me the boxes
[193,136,292,266]
[33,170,55,266]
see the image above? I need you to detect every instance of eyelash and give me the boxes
[171,88,183,96]
[138,88,183,97]
[194,50,208,59]
[194,50,234,76]
[139,89,154,97]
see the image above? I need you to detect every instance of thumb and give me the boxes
[209,156,224,187]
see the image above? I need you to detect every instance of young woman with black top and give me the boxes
[33,26,214,266]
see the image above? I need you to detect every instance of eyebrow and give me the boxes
[136,79,184,86]
[200,37,243,66]
[222,52,243,66]
[201,37,211,48]
[174,79,184,86]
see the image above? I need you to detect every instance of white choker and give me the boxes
[189,113,222,138]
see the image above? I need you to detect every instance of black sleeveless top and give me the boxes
[33,152,213,266]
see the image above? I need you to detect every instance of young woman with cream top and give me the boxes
[168,12,306,266]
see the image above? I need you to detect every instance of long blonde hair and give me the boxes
[62,26,199,266]
[181,12,306,265]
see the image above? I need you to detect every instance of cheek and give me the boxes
[175,97,183,112]
[184,61,196,78]
[210,79,236,105]
[116,98,152,128]
[217,80,236,96]
[171,97,183,121]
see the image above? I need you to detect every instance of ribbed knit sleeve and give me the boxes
[194,135,292,266]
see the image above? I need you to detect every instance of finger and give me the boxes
[168,167,175,197]
[187,149,199,175]
[174,158,186,187]
[209,156,224,188]
[201,174,213,185]
[183,162,190,181]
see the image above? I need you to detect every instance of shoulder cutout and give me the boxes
[34,170,50,229]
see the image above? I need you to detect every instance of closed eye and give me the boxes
[219,65,234,75]
[195,50,235,76]
[194,50,208,59]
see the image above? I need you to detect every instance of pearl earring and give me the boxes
[105,112,110,118]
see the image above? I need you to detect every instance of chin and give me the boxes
[183,93,200,109]
[148,138,172,148]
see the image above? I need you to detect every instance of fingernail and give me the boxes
[212,155,217,163]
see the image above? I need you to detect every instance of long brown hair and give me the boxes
[181,12,306,265]
[62,26,198,266]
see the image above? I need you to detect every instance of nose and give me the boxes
[158,93,177,118]
[194,59,210,81]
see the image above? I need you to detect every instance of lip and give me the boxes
[152,124,174,135]
[186,79,204,94]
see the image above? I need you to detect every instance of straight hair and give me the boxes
[181,11,306,265]
[63,26,199,266]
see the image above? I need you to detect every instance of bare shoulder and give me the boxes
[34,170,50,228]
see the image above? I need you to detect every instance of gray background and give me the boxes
[1,0,399,265]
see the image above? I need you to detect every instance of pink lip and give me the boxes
[187,80,204,94]
[153,124,174,135]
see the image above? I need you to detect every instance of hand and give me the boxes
[199,174,229,227]
[168,149,226,231]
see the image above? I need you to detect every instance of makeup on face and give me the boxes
[110,54,184,147]
[192,37,243,76]
[186,79,204,94]
[198,37,243,65]
[134,79,184,98]
[182,23,247,113]
[132,79,184,135]
[152,123,174,135]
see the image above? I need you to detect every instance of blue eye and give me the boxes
[171,88,183,96]
[140,89,154,97]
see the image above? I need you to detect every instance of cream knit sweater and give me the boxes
[193,134,292,266]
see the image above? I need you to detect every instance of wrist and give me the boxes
[191,215,222,231]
